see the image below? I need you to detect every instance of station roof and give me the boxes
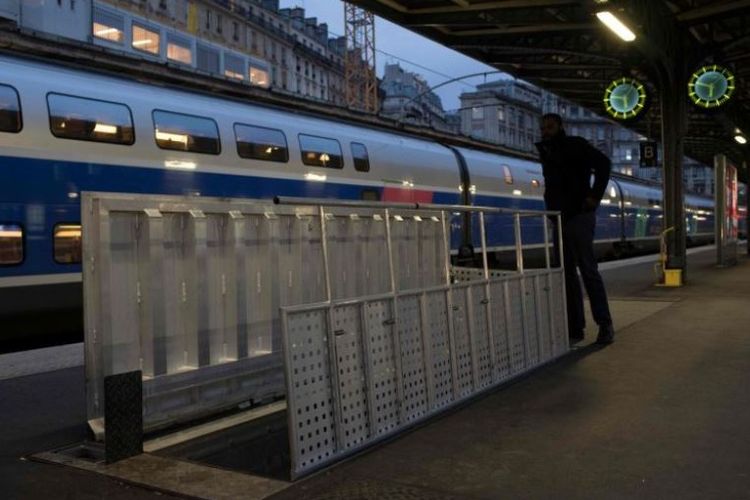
[350,0,750,180]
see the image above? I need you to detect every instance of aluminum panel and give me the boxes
[506,279,527,374]
[451,288,474,399]
[424,290,453,409]
[469,284,493,389]
[522,276,540,367]
[363,299,399,436]
[551,271,568,356]
[397,294,427,422]
[489,280,512,381]
[332,304,370,450]
[284,308,337,474]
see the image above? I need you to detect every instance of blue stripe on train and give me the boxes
[0,155,467,277]
[0,155,633,278]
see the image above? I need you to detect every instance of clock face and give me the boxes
[688,65,735,108]
[603,78,646,120]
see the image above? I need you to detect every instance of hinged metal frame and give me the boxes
[277,196,569,479]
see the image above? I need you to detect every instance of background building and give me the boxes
[1,0,371,105]
[379,63,454,132]
[459,78,715,194]
[460,79,540,153]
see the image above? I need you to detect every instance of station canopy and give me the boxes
[350,0,750,180]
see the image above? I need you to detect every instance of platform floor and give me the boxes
[2,247,750,499]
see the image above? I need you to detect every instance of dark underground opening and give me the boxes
[154,408,291,481]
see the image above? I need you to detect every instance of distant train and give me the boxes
[0,54,744,345]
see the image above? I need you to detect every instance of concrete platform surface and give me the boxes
[1,249,749,499]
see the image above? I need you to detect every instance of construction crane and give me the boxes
[344,3,378,113]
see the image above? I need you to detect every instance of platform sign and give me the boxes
[640,141,658,167]
[715,154,739,266]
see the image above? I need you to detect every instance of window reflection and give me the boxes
[54,224,82,264]
[48,93,134,145]
[132,24,160,55]
[299,134,343,169]
[93,9,124,43]
[153,110,220,154]
[235,123,288,162]
[250,66,269,87]
[167,34,192,64]
[0,224,23,265]
[0,85,21,133]
[351,142,370,172]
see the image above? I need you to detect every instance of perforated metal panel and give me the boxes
[469,285,494,390]
[550,271,569,356]
[282,265,569,479]
[283,308,337,473]
[397,295,428,422]
[423,290,453,409]
[363,300,399,437]
[506,279,527,375]
[332,305,370,450]
[522,276,540,368]
[450,288,474,399]
[489,281,512,381]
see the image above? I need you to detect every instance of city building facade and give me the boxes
[379,63,455,132]
[1,0,365,105]
[459,78,715,194]
[460,79,541,154]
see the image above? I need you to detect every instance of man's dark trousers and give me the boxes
[554,211,612,334]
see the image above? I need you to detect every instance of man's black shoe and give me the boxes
[569,330,584,344]
[596,324,615,345]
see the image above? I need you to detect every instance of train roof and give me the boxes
[0,25,537,162]
[0,24,722,201]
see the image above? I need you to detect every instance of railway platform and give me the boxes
[1,245,749,499]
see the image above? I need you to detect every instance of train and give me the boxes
[0,53,744,347]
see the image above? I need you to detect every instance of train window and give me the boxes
[153,110,220,154]
[93,8,124,44]
[48,93,134,145]
[299,134,343,169]
[0,223,23,265]
[502,165,513,184]
[132,23,160,55]
[234,123,288,162]
[224,53,245,80]
[351,142,370,172]
[0,85,22,133]
[54,224,82,264]
[167,33,192,64]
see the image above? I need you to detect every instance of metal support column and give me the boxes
[659,61,688,282]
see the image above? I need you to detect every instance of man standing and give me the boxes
[536,113,615,345]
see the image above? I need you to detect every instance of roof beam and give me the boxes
[438,23,594,36]
[676,0,750,23]
[373,0,579,15]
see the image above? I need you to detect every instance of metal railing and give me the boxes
[82,192,568,449]
[276,196,569,478]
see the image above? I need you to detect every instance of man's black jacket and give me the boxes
[535,132,612,218]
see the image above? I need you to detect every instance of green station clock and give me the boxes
[688,65,735,108]
[603,77,647,120]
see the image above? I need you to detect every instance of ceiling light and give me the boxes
[735,135,747,145]
[596,11,636,42]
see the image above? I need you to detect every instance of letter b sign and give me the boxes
[640,141,657,167]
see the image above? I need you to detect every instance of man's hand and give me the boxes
[583,196,598,212]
